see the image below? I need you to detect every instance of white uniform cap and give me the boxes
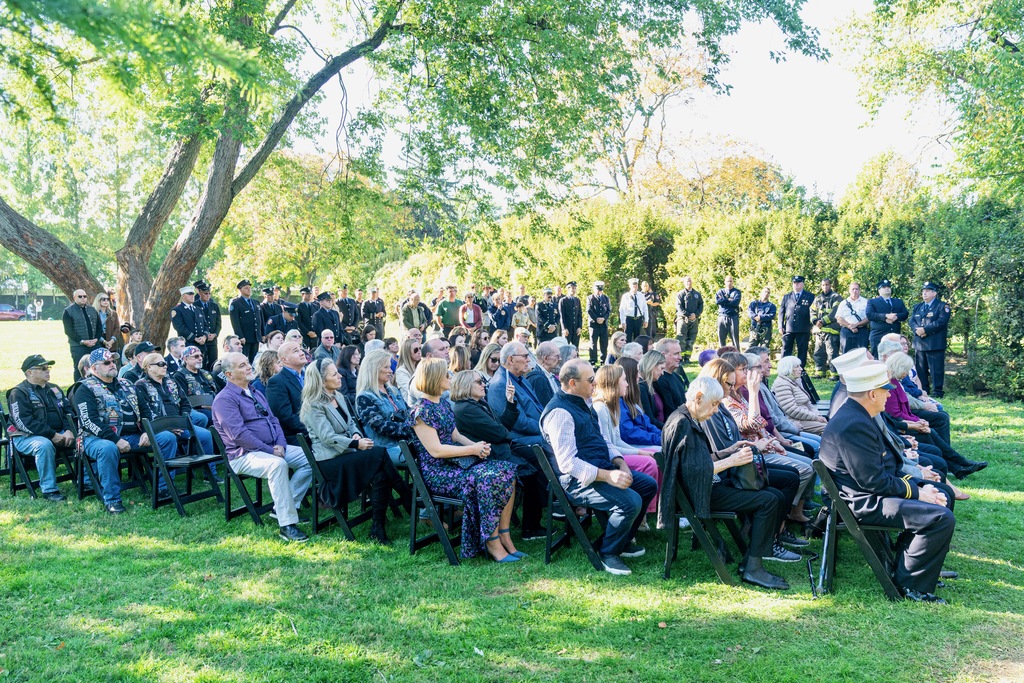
[179,286,196,295]
[843,362,896,392]
[832,348,868,375]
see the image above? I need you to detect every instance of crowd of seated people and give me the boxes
[13,278,981,601]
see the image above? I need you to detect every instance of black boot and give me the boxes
[368,470,392,546]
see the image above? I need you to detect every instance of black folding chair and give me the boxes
[296,434,370,539]
[812,460,903,601]
[0,398,10,484]
[210,428,274,525]
[663,482,748,583]
[532,445,604,572]
[141,416,223,516]
[4,388,78,498]
[400,440,462,566]
[188,394,215,410]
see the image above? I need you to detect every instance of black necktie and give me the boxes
[632,294,639,317]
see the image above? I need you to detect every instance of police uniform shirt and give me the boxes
[837,297,867,325]
[199,298,222,336]
[779,291,815,333]
[537,299,559,331]
[910,299,951,351]
[715,288,742,316]
[312,306,343,340]
[866,295,909,334]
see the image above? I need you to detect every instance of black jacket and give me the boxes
[654,371,687,416]
[266,369,308,444]
[452,397,519,460]
[638,381,662,429]
[9,380,73,438]
[229,296,263,343]
[524,368,557,409]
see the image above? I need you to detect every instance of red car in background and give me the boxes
[0,304,27,321]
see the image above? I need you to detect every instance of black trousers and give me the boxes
[916,430,971,471]
[856,495,955,593]
[589,325,608,365]
[782,331,811,366]
[748,323,772,347]
[840,327,869,354]
[204,340,219,372]
[915,349,946,395]
[813,332,840,373]
[70,346,89,382]
[242,341,259,363]
[676,318,699,359]
[710,484,781,560]
[625,316,645,342]
[911,408,950,446]
[717,314,740,348]
[915,446,948,480]
[565,327,581,350]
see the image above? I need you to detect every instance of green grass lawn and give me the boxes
[2,322,1024,682]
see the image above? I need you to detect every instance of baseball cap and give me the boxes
[88,348,117,366]
[22,355,56,372]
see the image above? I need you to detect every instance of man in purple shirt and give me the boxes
[211,352,312,542]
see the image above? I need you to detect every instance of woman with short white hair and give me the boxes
[771,356,827,435]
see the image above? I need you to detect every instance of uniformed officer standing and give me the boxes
[747,286,776,347]
[811,278,843,378]
[336,285,360,344]
[195,280,221,372]
[586,281,612,365]
[714,276,742,348]
[536,288,560,344]
[910,281,951,398]
[266,303,300,337]
[865,279,909,357]
[295,286,318,350]
[558,281,583,349]
[674,276,703,363]
[641,280,661,339]
[259,287,282,336]
[819,362,955,603]
[312,291,343,344]
[362,286,387,340]
[778,276,815,364]
[618,278,648,343]
[229,279,264,362]
[170,285,209,350]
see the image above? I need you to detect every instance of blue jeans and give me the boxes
[563,471,657,557]
[785,431,821,456]
[190,409,209,428]
[12,435,59,493]
[82,436,128,505]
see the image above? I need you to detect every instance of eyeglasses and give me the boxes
[151,362,167,368]
[99,298,109,302]
[509,353,529,359]
[252,399,269,417]
[75,295,87,299]
[473,379,487,386]
[725,381,736,388]
[488,357,500,363]
[30,366,52,372]
[581,375,596,383]
[412,347,421,353]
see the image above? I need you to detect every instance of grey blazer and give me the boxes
[303,391,361,461]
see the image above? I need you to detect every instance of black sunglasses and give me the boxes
[151,362,167,368]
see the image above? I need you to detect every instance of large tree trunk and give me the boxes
[0,194,104,298]
[116,134,204,328]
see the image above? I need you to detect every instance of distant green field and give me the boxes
[2,321,1023,682]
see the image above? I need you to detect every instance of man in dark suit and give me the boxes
[910,281,951,398]
[586,281,612,365]
[525,342,560,408]
[195,281,221,372]
[295,286,319,350]
[171,285,209,350]
[486,342,545,447]
[558,281,583,349]
[265,341,309,446]
[229,279,263,362]
[866,279,909,357]
[819,362,955,603]
[266,303,299,337]
[259,287,282,335]
[312,291,343,346]
[674,275,703,363]
[336,285,360,344]
[778,275,815,365]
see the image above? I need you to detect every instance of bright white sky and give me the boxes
[296,0,949,201]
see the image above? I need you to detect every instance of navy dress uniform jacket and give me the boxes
[171,302,209,346]
[778,291,815,333]
[866,296,909,337]
[910,300,950,351]
[229,296,263,343]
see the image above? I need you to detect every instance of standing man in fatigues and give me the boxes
[586,281,612,365]
[819,362,955,603]
[714,276,742,349]
[641,281,661,339]
[536,288,560,344]
[195,280,221,372]
[812,278,843,378]
[171,285,209,351]
[778,275,815,365]
[674,275,703,363]
[619,278,648,343]
[866,279,909,358]
[295,286,318,351]
[910,281,951,398]
[747,286,776,348]
[229,279,263,363]
[559,281,583,350]
[62,288,103,382]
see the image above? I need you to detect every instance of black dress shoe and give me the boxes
[940,570,959,579]
[368,523,393,546]
[902,588,947,604]
[742,568,790,590]
[106,501,126,514]
[42,491,66,502]
[278,524,309,543]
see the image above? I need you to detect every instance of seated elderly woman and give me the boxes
[557,343,578,374]
[638,350,666,429]
[410,357,522,562]
[356,350,417,466]
[451,369,545,540]
[592,364,662,527]
[300,358,411,545]
[619,342,643,362]
[659,375,794,590]
[771,356,828,435]
[706,354,815,526]
[884,352,984,479]
[615,357,662,448]
[284,329,313,363]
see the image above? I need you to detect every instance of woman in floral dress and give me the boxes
[411,358,522,562]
